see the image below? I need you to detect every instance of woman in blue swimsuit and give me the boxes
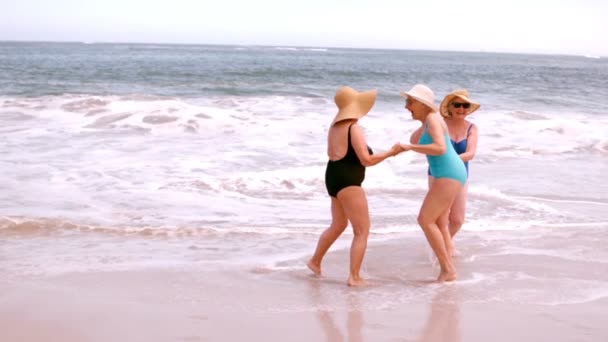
[440,90,480,246]
[410,89,480,258]
[399,84,466,282]
[307,86,401,286]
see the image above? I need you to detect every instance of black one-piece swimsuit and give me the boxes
[325,124,373,197]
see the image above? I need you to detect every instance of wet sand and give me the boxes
[1,236,607,342]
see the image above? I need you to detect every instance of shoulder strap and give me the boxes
[347,123,354,149]
[466,123,474,136]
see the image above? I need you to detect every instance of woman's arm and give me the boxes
[402,113,446,156]
[350,124,400,166]
[459,124,478,162]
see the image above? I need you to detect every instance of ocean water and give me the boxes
[1,42,608,305]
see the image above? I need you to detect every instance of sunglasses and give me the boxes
[451,102,471,109]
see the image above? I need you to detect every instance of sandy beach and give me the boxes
[2,237,607,342]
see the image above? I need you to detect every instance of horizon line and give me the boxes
[0,39,604,59]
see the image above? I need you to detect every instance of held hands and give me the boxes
[389,142,404,157]
[398,143,412,152]
[386,142,412,158]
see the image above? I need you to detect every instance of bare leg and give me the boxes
[449,183,468,238]
[438,209,453,259]
[429,176,453,259]
[418,178,461,282]
[337,186,370,287]
[308,197,348,276]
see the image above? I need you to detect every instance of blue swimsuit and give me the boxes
[419,123,467,186]
[452,124,474,174]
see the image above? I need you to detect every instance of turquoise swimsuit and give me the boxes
[428,123,474,177]
[418,123,467,186]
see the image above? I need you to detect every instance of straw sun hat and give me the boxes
[439,89,480,117]
[400,84,438,112]
[331,86,377,125]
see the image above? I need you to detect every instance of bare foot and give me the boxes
[437,269,457,283]
[307,259,321,276]
[347,276,366,287]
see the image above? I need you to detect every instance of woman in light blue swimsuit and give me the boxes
[399,84,466,282]
[411,89,481,258]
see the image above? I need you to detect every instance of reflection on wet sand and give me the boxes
[417,286,461,342]
[306,276,461,342]
[308,278,364,342]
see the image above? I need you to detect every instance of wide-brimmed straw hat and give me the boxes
[440,89,480,117]
[400,84,438,112]
[331,86,377,125]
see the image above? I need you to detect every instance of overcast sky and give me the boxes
[1,0,606,56]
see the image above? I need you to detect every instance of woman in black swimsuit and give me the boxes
[307,86,401,286]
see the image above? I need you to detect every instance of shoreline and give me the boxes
[2,239,607,342]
